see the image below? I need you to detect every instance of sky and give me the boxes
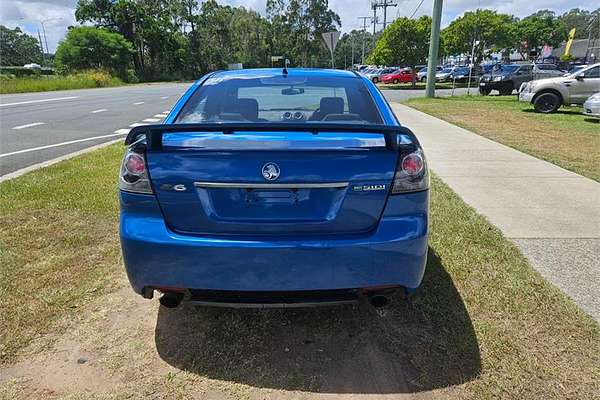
[0,0,594,53]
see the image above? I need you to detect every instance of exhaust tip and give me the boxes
[368,294,389,308]
[159,293,184,308]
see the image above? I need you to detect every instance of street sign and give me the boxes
[322,31,340,68]
[322,31,340,54]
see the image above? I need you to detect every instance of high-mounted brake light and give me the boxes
[119,146,153,194]
[391,149,429,194]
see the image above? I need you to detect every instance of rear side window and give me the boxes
[176,74,382,125]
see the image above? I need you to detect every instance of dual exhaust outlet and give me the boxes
[155,291,391,309]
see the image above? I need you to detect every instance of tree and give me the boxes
[0,25,42,66]
[334,29,374,68]
[54,26,134,77]
[267,0,341,67]
[367,16,431,67]
[559,8,600,39]
[441,10,514,64]
[510,11,567,60]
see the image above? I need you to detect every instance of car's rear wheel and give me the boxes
[499,83,513,96]
[533,92,561,113]
[372,77,379,83]
[421,77,426,83]
[393,79,399,84]
[479,87,491,96]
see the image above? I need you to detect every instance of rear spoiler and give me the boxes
[124,123,418,151]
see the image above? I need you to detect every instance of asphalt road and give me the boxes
[0,83,470,178]
[0,82,192,177]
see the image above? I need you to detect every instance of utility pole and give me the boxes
[371,1,397,32]
[358,16,370,64]
[36,29,45,64]
[351,36,355,68]
[371,3,378,49]
[425,0,443,98]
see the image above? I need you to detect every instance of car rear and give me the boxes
[119,68,429,307]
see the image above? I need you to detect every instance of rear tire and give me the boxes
[393,79,399,84]
[421,77,427,83]
[372,77,379,83]
[499,83,513,96]
[479,87,491,96]
[533,92,561,113]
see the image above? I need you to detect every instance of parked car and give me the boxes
[583,92,600,119]
[565,65,588,76]
[449,66,481,83]
[519,63,600,113]
[417,66,442,82]
[23,63,41,70]
[381,68,414,84]
[478,64,534,95]
[365,68,396,83]
[532,63,565,78]
[435,67,455,82]
[119,68,430,308]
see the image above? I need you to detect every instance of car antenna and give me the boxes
[283,58,289,76]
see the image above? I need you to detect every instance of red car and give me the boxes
[381,69,414,84]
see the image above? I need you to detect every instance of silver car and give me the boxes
[365,68,396,83]
[583,92,600,119]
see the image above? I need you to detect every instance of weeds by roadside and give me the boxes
[0,70,124,94]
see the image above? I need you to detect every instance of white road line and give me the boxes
[114,128,131,134]
[0,133,128,159]
[163,110,170,113]
[160,96,169,99]
[0,96,78,107]
[154,114,167,118]
[133,101,144,105]
[12,122,45,130]
[129,122,145,127]
[0,138,123,183]
[143,118,160,122]
[91,109,107,114]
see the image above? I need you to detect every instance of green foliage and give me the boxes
[334,29,375,68]
[72,0,340,80]
[367,16,431,67]
[0,70,123,94]
[559,8,600,39]
[441,10,514,63]
[267,0,341,67]
[510,11,567,59]
[560,53,576,62]
[0,25,42,66]
[54,27,134,78]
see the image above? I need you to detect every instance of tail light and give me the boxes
[391,148,429,194]
[119,145,153,194]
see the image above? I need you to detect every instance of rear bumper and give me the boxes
[120,190,429,294]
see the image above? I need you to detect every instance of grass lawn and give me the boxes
[404,95,600,182]
[1,145,599,398]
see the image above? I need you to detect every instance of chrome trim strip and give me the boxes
[194,181,349,189]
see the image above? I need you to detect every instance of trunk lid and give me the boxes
[144,127,400,236]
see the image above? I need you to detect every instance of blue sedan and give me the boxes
[119,68,429,308]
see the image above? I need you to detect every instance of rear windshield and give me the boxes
[176,74,383,125]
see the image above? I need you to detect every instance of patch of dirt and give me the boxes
[0,251,478,399]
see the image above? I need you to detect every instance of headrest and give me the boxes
[319,97,344,114]
[234,98,259,120]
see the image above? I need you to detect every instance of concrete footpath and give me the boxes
[392,103,600,321]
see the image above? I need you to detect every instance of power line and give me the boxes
[409,0,426,19]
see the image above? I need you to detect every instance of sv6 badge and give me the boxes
[160,184,187,192]
[353,184,386,192]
